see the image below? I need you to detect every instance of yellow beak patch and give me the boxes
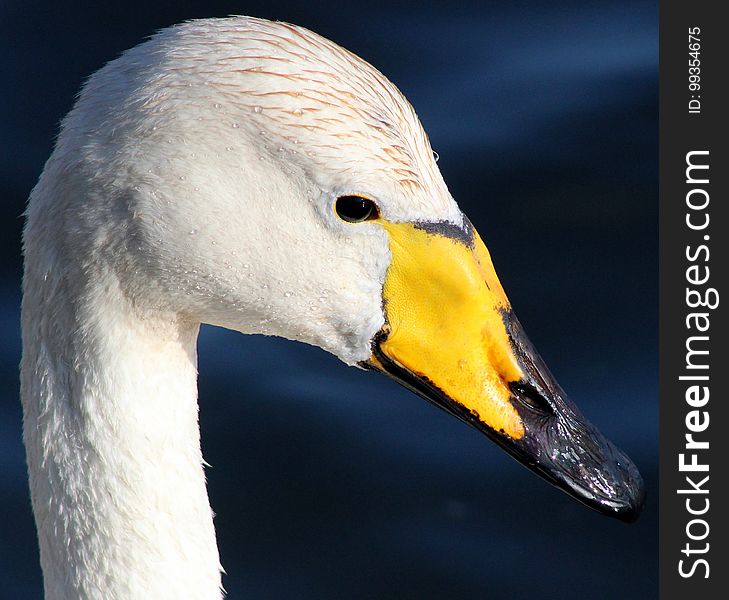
[372,220,525,440]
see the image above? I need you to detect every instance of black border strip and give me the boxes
[660,2,727,597]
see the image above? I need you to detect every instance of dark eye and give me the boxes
[335,195,379,223]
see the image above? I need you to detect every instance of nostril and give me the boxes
[510,382,555,416]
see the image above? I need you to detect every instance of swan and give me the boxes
[21,16,644,600]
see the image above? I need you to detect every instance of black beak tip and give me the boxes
[615,463,646,523]
[596,456,646,523]
[550,439,646,523]
[602,491,645,523]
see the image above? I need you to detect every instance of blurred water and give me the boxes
[1,1,656,598]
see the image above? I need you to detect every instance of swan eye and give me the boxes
[335,195,379,223]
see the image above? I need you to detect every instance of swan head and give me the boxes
[50,17,644,520]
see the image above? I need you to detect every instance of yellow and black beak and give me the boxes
[364,217,644,522]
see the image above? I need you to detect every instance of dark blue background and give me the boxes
[0,1,657,597]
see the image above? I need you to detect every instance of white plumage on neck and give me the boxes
[22,266,220,598]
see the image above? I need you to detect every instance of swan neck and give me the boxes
[21,265,222,599]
